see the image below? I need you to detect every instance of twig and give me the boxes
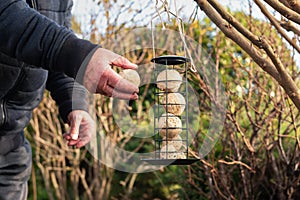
[218,160,256,173]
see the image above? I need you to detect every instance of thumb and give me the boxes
[69,115,82,140]
[111,56,138,70]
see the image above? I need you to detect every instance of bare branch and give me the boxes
[207,0,260,45]
[263,0,300,24]
[280,20,300,35]
[195,0,280,80]
[218,160,256,173]
[258,36,300,110]
[195,0,300,111]
[255,0,300,54]
[278,0,300,15]
[279,0,292,8]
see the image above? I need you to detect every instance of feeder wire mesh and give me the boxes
[142,55,199,165]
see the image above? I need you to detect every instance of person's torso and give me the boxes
[0,52,48,136]
[26,0,73,28]
[0,0,73,154]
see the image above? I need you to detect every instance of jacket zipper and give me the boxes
[0,66,26,128]
[0,100,6,128]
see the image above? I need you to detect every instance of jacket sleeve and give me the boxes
[0,0,98,83]
[46,71,89,123]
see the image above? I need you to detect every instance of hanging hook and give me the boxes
[150,0,197,72]
[173,0,197,72]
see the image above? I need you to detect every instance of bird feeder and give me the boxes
[142,55,199,165]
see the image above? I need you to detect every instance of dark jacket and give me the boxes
[0,0,94,155]
[0,0,98,81]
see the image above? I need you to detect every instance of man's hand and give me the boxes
[84,48,139,100]
[63,110,95,148]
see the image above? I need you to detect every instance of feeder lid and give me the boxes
[151,55,190,65]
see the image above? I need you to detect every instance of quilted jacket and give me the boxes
[0,0,96,154]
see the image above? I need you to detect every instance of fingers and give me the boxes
[83,48,139,97]
[111,56,138,70]
[64,111,94,149]
[75,134,91,148]
[97,69,139,100]
[112,78,139,99]
[99,84,138,99]
[64,133,90,148]
[106,69,139,94]
[68,115,82,140]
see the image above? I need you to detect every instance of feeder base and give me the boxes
[141,158,199,165]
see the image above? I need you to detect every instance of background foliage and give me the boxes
[25,0,299,199]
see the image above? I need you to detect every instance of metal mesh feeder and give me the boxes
[142,55,199,165]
